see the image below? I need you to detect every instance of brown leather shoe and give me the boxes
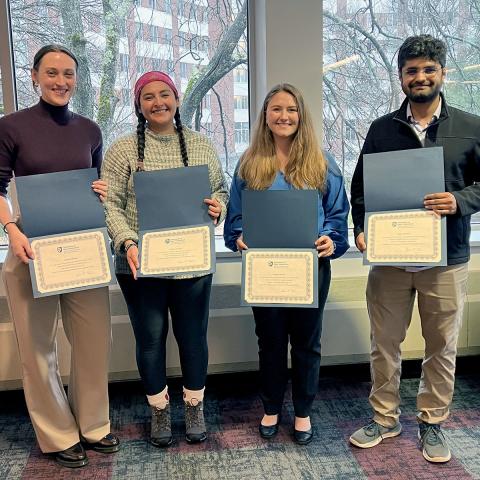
[53,442,88,468]
[84,433,120,453]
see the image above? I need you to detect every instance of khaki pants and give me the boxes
[366,264,468,428]
[3,251,112,453]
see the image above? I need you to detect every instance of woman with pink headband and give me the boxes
[102,71,228,447]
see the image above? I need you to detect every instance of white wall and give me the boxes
[1,245,480,390]
[249,0,323,140]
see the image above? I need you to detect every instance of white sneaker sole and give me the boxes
[417,431,451,463]
[349,425,402,449]
[422,450,451,463]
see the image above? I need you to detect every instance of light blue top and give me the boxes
[223,152,350,259]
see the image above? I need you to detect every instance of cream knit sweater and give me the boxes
[102,127,229,276]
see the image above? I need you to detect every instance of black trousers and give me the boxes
[252,259,331,418]
[117,274,212,395]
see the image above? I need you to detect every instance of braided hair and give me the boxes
[135,107,147,172]
[174,109,189,167]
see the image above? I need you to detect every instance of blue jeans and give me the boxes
[117,274,212,395]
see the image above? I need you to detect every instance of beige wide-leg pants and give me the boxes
[366,264,468,428]
[3,250,112,453]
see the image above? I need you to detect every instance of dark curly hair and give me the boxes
[398,35,447,71]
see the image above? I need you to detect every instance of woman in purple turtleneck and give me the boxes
[0,45,119,468]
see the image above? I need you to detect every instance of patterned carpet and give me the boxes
[1,367,480,480]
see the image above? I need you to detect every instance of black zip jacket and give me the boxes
[351,93,480,265]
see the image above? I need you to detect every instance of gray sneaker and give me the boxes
[418,423,451,463]
[184,400,207,443]
[150,404,173,448]
[349,420,402,448]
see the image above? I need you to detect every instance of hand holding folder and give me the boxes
[133,165,216,277]
[240,189,320,308]
[15,168,114,297]
[363,147,447,266]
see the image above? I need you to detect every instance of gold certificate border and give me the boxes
[141,225,211,275]
[244,251,314,304]
[31,231,111,294]
[367,211,441,262]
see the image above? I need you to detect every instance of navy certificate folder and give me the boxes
[15,168,105,237]
[242,190,319,248]
[134,165,211,230]
[363,147,447,266]
[363,147,445,212]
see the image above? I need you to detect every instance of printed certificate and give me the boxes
[241,249,318,308]
[30,229,112,296]
[139,224,214,276]
[366,210,442,264]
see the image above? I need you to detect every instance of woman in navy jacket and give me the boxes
[224,83,349,445]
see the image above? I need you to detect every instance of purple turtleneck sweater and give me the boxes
[0,98,102,196]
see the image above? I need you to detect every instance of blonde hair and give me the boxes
[238,83,327,191]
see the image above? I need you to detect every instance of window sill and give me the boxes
[1,225,480,266]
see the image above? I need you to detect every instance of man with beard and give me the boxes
[349,35,480,463]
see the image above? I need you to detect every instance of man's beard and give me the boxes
[405,82,442,103]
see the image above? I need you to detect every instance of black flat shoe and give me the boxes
[294,428,313,445]
[53,442,88,468]
[186,431,207,444]
[150,435,174,448]
[84,433,120,453]
[259,423,279,439]
[259,417,280,439]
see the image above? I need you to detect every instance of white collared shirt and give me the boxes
[406,98,442,146]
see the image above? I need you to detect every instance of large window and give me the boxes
[8,0,249,181]
[235,121,249,147]
[119,54,129,73]
[150,25,160,43]
[234,95,248,109]
[323,0,480,194]
[233,67,248,83]
[163,28,172,44]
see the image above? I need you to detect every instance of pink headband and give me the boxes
[134,71,179,107]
